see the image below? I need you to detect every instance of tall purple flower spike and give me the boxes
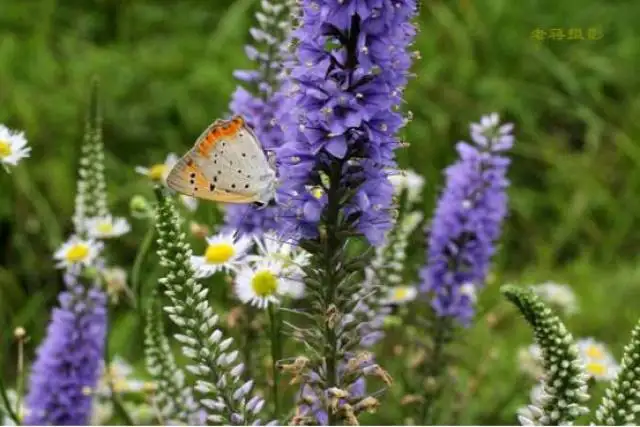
[275,0,418,245]
[420,113,514,324]
[24,271,107,425]
[223,1,295,236]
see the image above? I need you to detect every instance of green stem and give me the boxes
[0,373,19,425]
[243,309,256,381]
[132,221,155,313]
[324,161,342,426]
[15,338,24,423]
[419,317,451,425]
[104,307,135,425]
[268,304,282,420]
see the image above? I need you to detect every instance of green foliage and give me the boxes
[502,285,589,425]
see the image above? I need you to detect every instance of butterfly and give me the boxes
[166,116,278,209]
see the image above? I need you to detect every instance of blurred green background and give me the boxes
[2,0,640,424]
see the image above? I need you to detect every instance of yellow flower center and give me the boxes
[585,345,604,360]
[204,243,235,264]
[97,221,114,234]
[586,362,606,377]
[65,243,90,262]
[251,270,278,297]
[393,287,409,300]
[0,140,11,158]
[311,187,324,199]
[148,164,167,181]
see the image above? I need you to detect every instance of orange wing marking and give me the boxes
[197,116,245,158]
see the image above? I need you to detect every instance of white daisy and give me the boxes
[0,124,31,168]
[235,260,291,309]
[85,215,131,239]
[576,338,619,381]
[249,232,308,299]
[388,169,425,203]
[382,285,417,305]
[135,153,178,184]
[250,232,310,269]
[190,232,251,278]
[530,281,578,315]
[53,235,103,269]
[280,278,306,299]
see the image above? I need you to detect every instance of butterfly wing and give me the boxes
[166,116,274,204]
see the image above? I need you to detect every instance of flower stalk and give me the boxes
[144,295,197,424]
[73,79,109,237]
[268,304,283,419]
[153,186,270,425]
[595,318,640,425]
[502,285,589,426]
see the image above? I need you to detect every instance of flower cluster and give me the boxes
[189,230,307,307]
[421,113,514,324]
[24,272,107,425]
[224,0,297,235]
[502,285,590,426]
[144,299,198,424]
[73,82,110,236]
[595,319,640,425]
[275,0,418,245]
[152,188,272,424]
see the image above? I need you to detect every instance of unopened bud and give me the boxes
[14,327,26,340]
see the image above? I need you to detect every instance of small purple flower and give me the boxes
[24,272,107,425]
[420,113,514,324]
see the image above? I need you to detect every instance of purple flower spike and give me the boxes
[223,0,295,236]
[420,113,514,324]
[24,272,107,425]
[275,0,418,245]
